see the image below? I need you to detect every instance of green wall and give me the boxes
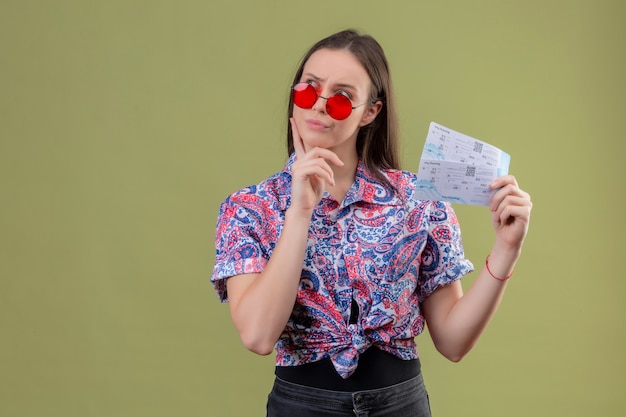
[1,1,625,416]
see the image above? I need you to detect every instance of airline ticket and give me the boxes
[414,122,510,206]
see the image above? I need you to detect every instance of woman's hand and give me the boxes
[289,118,344,212]
[489,175,532,253]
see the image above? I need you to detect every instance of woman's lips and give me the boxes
[305,118,330,131]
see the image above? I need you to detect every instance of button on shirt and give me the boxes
[211,154,473,378]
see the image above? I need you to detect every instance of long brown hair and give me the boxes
[287,29,401,187]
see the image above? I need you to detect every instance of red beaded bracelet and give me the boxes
[485,255,514,281]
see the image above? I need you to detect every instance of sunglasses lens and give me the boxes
[326,94,352,120]
[292,83,317,109]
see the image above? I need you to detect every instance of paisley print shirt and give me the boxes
[211,154,473,378]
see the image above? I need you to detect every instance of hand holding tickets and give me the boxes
[415,122,511,206]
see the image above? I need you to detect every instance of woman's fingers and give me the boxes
[290,118,344,167]
[488,175,532,250]
[490,174,518,190]
[294,158,336,186]
[289,117,345,208]
[493,195,532,224]
[489,176,530,212]
[290,118,306,160]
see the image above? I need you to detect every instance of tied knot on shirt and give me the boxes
[332,324,370,379]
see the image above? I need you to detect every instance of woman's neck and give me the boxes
[326,150,358,203]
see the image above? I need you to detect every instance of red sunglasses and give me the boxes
[291,82,372,121]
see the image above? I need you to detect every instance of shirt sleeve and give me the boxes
[417,201,474,303]
[210,193,270,302]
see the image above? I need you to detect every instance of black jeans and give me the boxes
[266,373,432,417]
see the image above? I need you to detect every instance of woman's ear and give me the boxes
[359,100,383,127]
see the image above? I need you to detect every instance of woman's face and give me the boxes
[292,48,381,157]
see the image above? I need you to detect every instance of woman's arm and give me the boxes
[226,206,314,355]
[226,119,344,355]
[422,175,532,361]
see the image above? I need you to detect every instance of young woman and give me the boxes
[211,29,532,417]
